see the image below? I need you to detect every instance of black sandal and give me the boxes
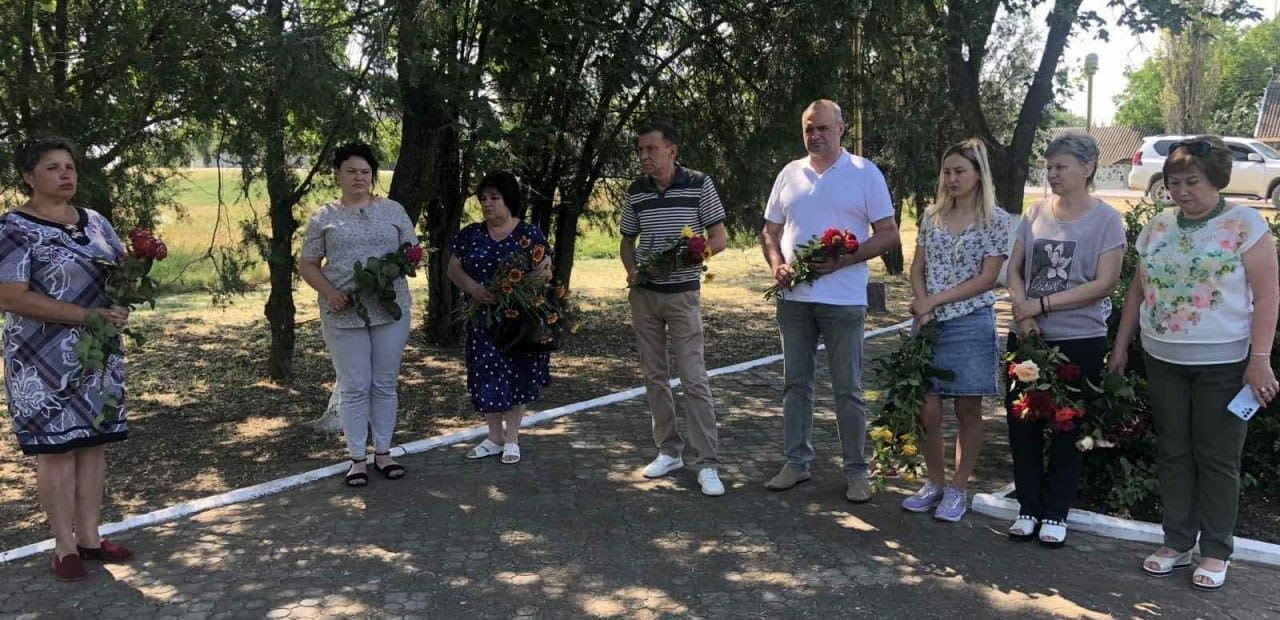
[345,458,369,487]
[373,452,406,480]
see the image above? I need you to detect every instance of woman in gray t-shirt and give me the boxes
[1003,133,1126,547]
[300,143,418,487]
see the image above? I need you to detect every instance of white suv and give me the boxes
[1128,135,1280,207]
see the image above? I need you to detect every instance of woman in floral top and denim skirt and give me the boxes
[903,139,1010,522]
[1112,136,1278,592]
[1005,133,1126,547]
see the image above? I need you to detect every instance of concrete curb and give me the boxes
[1,318,918,564]
[972,486,1280,567]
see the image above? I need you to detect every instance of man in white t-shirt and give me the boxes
[760,100,900,502]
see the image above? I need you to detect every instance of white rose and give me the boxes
[1075,436,1095,451]
[1013,360,1041,383]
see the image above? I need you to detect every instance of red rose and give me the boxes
[1026,390,1055,415]
[1055,362,1082,383]
[843,233,859,253]
[128,228,154,246]
[151,241,167,261]
[820,228,843,247]
[1053,406,1078,424]
[687,236,707,263]
[1010,395,1031,420]
[404,244,424,266]
[1006,362,1019,379]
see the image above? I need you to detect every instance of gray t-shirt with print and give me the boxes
[1015,198,1126,341]
[301,198,419,329]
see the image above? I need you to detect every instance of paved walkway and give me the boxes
[2,359,1279,619]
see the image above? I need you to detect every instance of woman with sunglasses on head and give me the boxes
[1111,135,1278,591]
[902,139,1011,522]
[1005,132,1126,547]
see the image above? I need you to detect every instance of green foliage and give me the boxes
[1114,60,1165,133]
[868,322,954,491]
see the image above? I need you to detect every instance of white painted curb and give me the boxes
[972,486,1280,567]
[0,318,917,564]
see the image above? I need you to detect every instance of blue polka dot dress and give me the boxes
[449,221,552,414]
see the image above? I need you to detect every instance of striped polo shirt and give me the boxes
[621,166,726,293]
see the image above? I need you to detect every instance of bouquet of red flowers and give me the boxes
[1005,330,1087,432]
[456,237,581,353]
[633,226,711,286]
[763,227,859,300]
[76,228,168,427]
[349,242,426,326]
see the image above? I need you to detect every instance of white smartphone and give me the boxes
[1228,386,1263,422]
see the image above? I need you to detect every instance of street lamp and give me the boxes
[1084,53,1099,134]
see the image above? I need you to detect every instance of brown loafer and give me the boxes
[78,539,134,562]
[52,552,87,582]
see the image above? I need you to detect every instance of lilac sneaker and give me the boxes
[933,486,968,522]
[902,481,944,513]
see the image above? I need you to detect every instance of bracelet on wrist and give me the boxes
[1251,352,1272,357]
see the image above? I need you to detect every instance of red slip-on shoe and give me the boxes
[77,539,134,562]
[52,552,87,582]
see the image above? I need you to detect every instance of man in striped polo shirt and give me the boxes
[620,121,728,497]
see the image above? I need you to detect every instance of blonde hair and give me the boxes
[925,138,998,229]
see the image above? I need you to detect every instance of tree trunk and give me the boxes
[263,0,297,383]
[421,123,465,346]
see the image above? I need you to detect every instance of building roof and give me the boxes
[1255,72,1280,141]
[1049,125,1145,166]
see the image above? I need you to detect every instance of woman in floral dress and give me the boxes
[0,138,135,581]
[1111,135,1278,591]
[903,139,1010,522]
[448,171,552,465]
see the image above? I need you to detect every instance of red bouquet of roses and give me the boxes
[77,228,168,427]
[763,227,859,300]
[1005,331,1086,432]
[633,225,711,286]
[349,242,427,326]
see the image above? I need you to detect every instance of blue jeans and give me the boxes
[777,300,868,480]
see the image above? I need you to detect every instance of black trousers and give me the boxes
[1004,333,1107,521]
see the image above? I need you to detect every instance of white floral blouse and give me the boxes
[917,208,1012,322]
[1136,204,1270,364]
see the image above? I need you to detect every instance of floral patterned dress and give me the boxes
[0,209,127,454]
[449,220,551,414]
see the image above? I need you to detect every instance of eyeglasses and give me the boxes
[1171,140,1214,156]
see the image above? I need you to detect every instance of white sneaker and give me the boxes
[698,468,725,496]
[642,454,684,478]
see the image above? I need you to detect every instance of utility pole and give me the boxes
[1085,53,1099,133]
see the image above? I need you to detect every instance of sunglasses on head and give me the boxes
[1172,140,1214,156]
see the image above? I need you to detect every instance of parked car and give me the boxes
[1128,135,1280,207]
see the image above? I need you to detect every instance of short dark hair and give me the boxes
[16,137,79,195]
[332,142,380,176]
[636,121,680,147]
[475,170,525,220]
[1164,135,1232,189]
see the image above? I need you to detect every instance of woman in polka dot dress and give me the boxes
[448,171,552,464]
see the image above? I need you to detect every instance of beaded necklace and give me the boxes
[1176,196,1226,232]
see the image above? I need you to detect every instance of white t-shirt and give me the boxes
[763,150,895,305]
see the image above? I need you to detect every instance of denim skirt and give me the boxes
[928,305,999,397]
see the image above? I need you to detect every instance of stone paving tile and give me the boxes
[1,354,1278,619]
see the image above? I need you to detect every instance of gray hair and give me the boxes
[1044,132,1099,185]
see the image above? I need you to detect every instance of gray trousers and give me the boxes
[1145,355,1250,560]
[777,300,868,480]
[322,315,411,458]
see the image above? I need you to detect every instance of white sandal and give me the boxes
[1008,514,1039,540]
[1142,547,1193,577]
[466,439,503,459]
[501,443,521,464]
[1038,519,1067,547]
[1192,561,1229,591]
